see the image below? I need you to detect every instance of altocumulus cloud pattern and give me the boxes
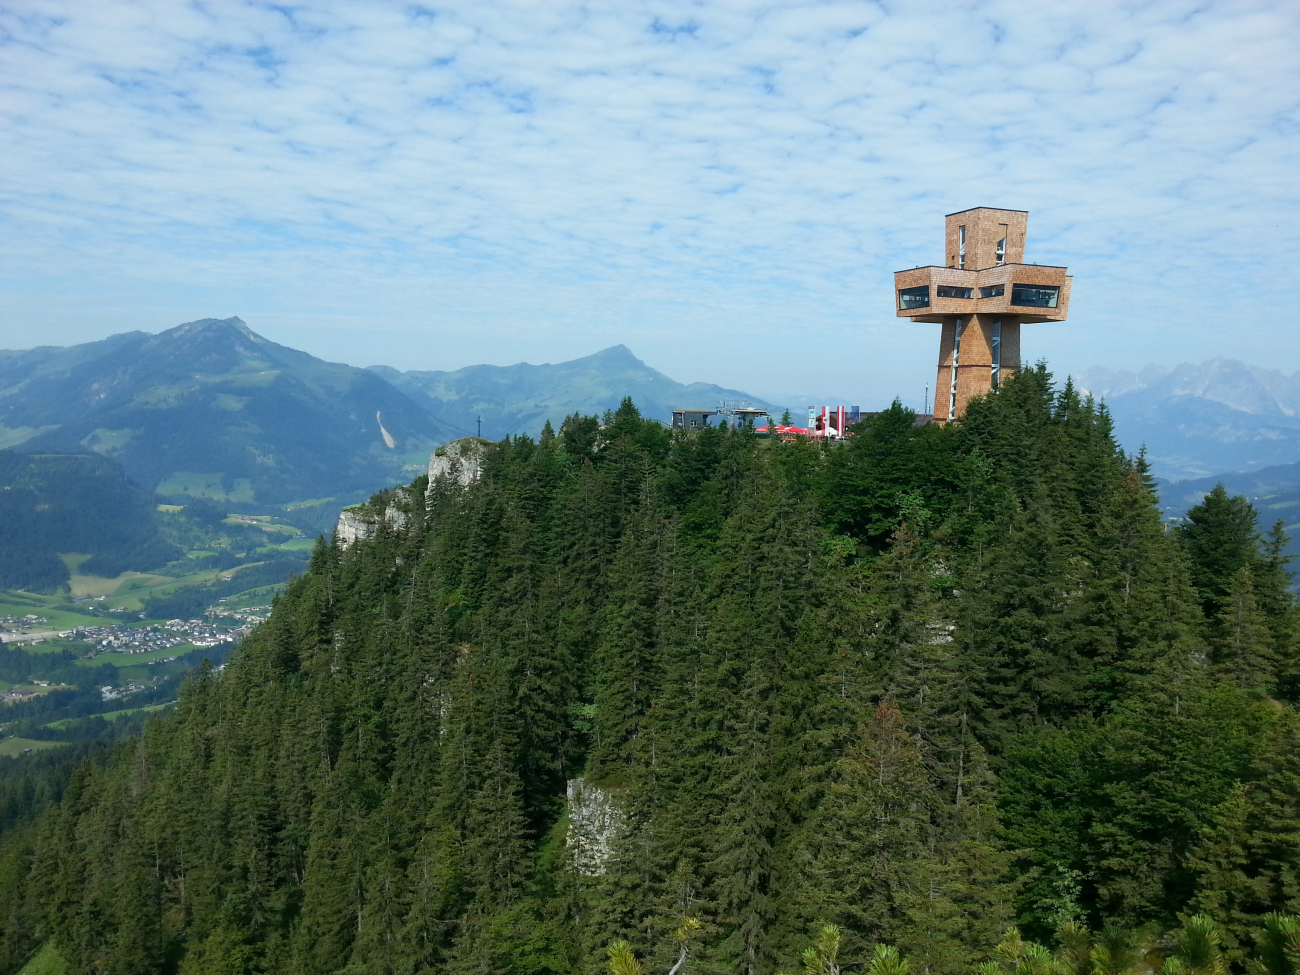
[1,1,1299,396]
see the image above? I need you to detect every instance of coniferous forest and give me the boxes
[0,450,182,591]
[1,366,1298,975]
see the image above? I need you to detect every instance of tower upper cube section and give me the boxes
[946,207,1027,270]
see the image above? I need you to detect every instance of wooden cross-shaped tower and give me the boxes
[894,208,1071,422]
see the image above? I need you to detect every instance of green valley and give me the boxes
[0,488,313,796]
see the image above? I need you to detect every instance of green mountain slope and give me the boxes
[0,318,456,506]
[3,373,1296,975]
[0,450,180,590]
[369,343,777,439]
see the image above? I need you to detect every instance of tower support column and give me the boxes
[932,315,1021,421]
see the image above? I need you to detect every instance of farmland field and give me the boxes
[75,644,200,668]
[0,737,67,757]
[0,591,104,631]
[16,941,66,975]
[45,701,172,729]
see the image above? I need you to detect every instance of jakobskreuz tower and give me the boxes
[894,207,1072,422]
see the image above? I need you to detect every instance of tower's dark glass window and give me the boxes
[898,286,930,309]
[979,284,1004,298]
[1011,283,1059,308]
[937,285,973,299]
[991,319,1002,387]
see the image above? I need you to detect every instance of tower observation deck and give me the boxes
[894,208,1071,422]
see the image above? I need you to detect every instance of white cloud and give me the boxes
[1,0,1298,403]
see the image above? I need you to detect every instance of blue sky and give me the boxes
[2,0,1298,407]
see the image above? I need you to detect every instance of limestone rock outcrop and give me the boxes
[427,437,489,490]
[335,438,488,548]
[565,777,626,877]
[334,487,414,548]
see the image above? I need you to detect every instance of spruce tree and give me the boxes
[1215,566,1280,693]
[1178,485,1262,620]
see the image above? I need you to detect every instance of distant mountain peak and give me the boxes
[168,316,259,341]
[588,344,641,362]
[1077,358,1300,418]
[1073,357,1300,479]
[0,318,456,506]
[565,344,654,372]
[371,345,775,441]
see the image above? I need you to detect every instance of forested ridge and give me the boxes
[0,450,181,591]
[0,366,1297,975]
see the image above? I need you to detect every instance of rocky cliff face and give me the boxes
[427,437,489,489]
[334,487,413,548]
[565,778,626,877]
[337,438,488,546]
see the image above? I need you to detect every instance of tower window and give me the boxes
[936,285,973,299]
[949,319,964,420]
[958,225,966,269]
[995,224,1008,266]
[898,285,930,309]
[979,284,1005,298]
[1010,283,1059,308]
[991,320,1002,387]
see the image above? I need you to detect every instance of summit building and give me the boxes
[894,207,1071,422]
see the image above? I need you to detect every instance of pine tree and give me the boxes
[1254,522,1300,702]
[1247,913,1300,975]
[5,385,1294,975]
[588,488,666,778]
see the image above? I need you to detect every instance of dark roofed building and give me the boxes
[672,409,715,430]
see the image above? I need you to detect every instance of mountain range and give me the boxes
[1075,359,1300,480]
[0,319,774,512]
[3,318,1298,528]
[368,344,775,442]
[0,450,181,590]
[0,319,454,508]
[1156,459,1300,560]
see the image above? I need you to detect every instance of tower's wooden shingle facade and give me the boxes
[894,207,1071,422]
